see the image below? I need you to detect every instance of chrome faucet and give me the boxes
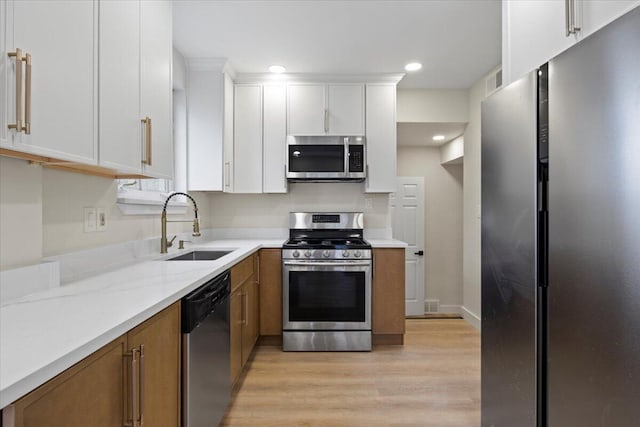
[161,192,201,253]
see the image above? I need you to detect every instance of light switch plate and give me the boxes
[96,208,106,231]
[84,207,97,233]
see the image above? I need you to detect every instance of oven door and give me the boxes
[283,260,371,331]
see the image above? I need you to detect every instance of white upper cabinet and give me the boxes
[503,0,639,85]
[140,0,173,179]
[223,73,235,192]
[99,0,172,178]
[98,0,141,173]
[233,84,263,193]
[365,84,397,193]
[263,84,287,193]
[187,63,230,192]
[327,84,365,135]
[0,0,8,148]
[287,84,326,135]
[287,83,364,135]
[5,0,97,163]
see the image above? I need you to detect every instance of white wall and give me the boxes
[206,183,389,231]
[0,157,43,269]
[172,48,187,90]
[440,136,464,164]
[462,65,501,329]
[397,147,463,310]
[397,89,469,123]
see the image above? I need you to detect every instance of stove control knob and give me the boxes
[323,250,331,258]
[304,250,312,258]
[342,250,350,257]
[354,250,362,258]
[292,250,300,258]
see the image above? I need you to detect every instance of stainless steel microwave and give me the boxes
[286,136,366,182]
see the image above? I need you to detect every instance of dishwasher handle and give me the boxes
[182,271,230,333]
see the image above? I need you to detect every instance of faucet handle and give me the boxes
[178,240,191,250]
[167,235,177,248]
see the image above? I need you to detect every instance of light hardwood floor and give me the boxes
[222,319,480,426]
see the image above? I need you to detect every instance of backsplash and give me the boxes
[1,156,390,270]
[206,182,390,230]
[0,157,43,269]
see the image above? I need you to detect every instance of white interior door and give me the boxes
[390,177,425,316]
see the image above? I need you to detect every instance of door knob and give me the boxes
[414,250,424,256]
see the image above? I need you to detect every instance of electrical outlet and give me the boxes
[84,207,97,233]
[365,197,374,210]
[96,208,107,231]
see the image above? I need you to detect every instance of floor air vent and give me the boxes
[424,299,440,314]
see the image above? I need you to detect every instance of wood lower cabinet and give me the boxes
[7,336,127,427]
[259,249,282,336]
[372,248,406,342]
[230,253,260,385]
[4,302,181,427]
[126,302,181,427]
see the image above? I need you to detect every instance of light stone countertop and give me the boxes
[0,237,403,409]
[367,239,408,248]
[0,240,282,409]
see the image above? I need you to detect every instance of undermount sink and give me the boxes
[166,250,233,261]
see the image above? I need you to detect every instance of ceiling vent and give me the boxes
[485,68,503,96]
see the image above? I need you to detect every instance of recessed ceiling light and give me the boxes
[432,135,445,141]
[269,65,286,73]
[405,62,423,72]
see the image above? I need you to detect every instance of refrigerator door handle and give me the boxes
[565,0,571,36]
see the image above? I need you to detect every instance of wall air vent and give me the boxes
[486,69,503,96]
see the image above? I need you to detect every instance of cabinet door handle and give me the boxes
[7,49,23,133]
[566,0,581,36]
[23,52,32,134]
[243,292,248,325]
[571,0,581,34]
[255,255,260,285]
[225,162,231,188]
[138,345,145,426]
[365,164,370,189]
[124,348,139,427]
[324,109,329,133]
[141,117,152,165]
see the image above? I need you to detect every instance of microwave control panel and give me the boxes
[348,145,364,172]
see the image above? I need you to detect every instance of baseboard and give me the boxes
[461,306,481,331]
[439,305,462,315]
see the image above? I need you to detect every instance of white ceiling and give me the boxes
[397,122,467,147]
[173,0,502,89]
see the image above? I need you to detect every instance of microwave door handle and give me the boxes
[344,137,349,177]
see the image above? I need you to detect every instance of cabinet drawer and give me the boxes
[231,254,254,292]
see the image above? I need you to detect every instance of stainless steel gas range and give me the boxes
[282,212,372,351]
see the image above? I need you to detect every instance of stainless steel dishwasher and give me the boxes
[182,270,231,427]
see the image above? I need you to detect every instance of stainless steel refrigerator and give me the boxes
[481,7,640,427]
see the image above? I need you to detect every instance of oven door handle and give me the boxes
[283,260,371,267]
